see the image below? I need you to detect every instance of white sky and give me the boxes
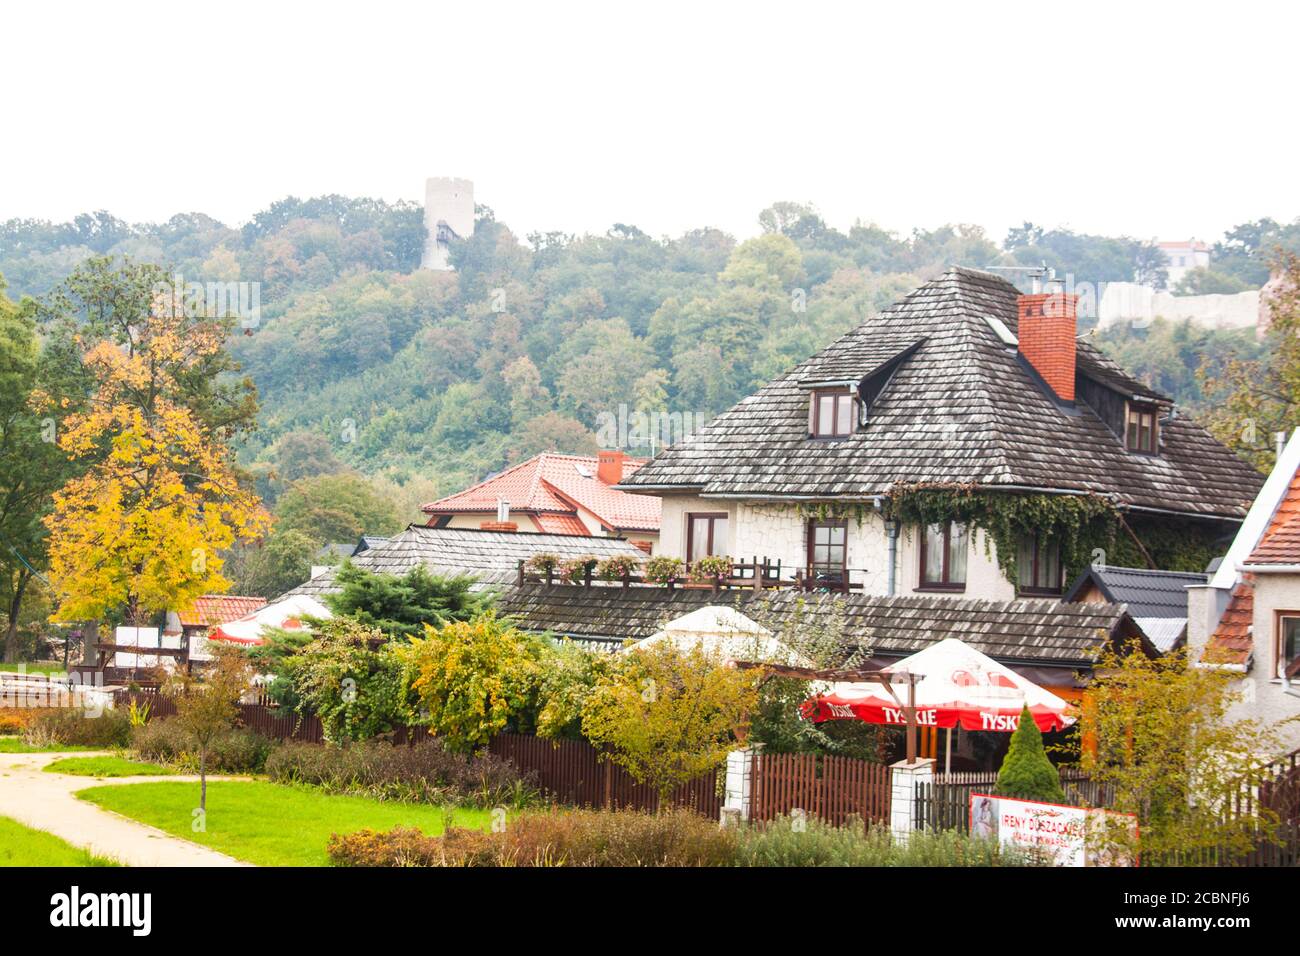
[3,0,1296,244]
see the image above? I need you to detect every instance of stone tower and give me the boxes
[421,177,475,270]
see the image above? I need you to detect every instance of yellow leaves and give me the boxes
[44,312,269,624]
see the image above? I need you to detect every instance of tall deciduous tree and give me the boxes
[0,276,76,660]
[39,265,269,624]
[1201,252,1300,472]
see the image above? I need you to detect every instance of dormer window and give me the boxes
[1126,402,1159,455]
[810,390,856,438]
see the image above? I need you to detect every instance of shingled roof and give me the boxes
[622,267,1261,519]
[497,584,1136,668]
[282,525,645,599]
[1064,565,1206,653]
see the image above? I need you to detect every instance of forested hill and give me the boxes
[2,200,1294,502]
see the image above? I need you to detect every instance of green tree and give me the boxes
[324,561,493,639]
[279,616,409,743]
[0,277,72,660]
[580,642,759,801]
[1200,251,1300,471]
[164,642,253,811]
[274,474,403,545]
[399,612,545,753]
[1076,641,1293,864]
[993,705,1065,803]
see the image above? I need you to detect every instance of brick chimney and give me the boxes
[1017,279,1078,402]
[596,449,626,485]
[480,520,518,532]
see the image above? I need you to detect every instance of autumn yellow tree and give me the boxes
[39,273,268,625]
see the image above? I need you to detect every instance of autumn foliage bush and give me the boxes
[328,808,737,867]
[327,809,1041,868]
[0,708,45,734]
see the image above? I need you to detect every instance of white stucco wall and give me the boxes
[1187,580,1300,754]
[1247,575,1300,752]
[657,494,1017,598]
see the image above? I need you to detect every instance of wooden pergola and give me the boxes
[733,661,926,763]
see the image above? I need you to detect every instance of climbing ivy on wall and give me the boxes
[881,483,1227,585]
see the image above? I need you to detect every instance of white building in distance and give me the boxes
[1157,238,1211,289]
[421,177,475,271]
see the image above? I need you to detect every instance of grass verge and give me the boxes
[77,780,492,866]
[45,755,175,777]
[0,815,119,867]
[0,737,98,754]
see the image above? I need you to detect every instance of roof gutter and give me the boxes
[1238,564,1300,573]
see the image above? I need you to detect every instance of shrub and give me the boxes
[733,815,1041,867]
[327,808,737,867]
[328,826,498,867]
[0,708,45,735]
[504,807,737,866]
[24,708,131,748]
[523,553,560,577]
[993,705,1065,804]
[642,556,683,584]
[687,555,731,584]
[399,613,546,753]
[264,739,537,809]
[596,555,639,581]
[131,718,273,773]
[558,557,599,584]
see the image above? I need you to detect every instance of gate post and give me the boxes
[889,756,935,842]
[722,746,760,825]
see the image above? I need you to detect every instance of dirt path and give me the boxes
[0,751,251,867]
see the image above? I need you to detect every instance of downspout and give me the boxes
[881,506,900,597]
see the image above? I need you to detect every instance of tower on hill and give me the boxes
[421,177,474,270]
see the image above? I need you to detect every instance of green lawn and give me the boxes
[0,815,119,867]
[0,662,67,675]
[0,737,98,754]
[45,755,174,777]
[77,780,491,866]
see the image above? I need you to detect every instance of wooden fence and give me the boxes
[750,751,891,827]
[914,768,1116,835]
[487,733,723,815]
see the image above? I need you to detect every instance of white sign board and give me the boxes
[969,792,1137,867]
[113,626,160,669]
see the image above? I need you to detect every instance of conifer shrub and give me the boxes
[992,705,1066,804]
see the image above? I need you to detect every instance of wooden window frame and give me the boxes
[810,389,857,439]
[1017,533,1063,596]
[806,518,848,584]
[686,512,728,561]
[918,521,967,592]
[1125,402,1159,455]
[1274,610,1300,680]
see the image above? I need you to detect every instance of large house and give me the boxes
[618,267,1262,599]
[1190,429,1300,751]
[422,451,660,554]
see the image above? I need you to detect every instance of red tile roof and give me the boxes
[1203,581,1254,666]
[177,595,268,628]
[533,513,591,535]
[422,453,660,533]
[1246,469,1300,565]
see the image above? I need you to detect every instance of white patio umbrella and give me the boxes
[630,605,815,669]
[205,594,333,647]
[803,638,1076,772]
